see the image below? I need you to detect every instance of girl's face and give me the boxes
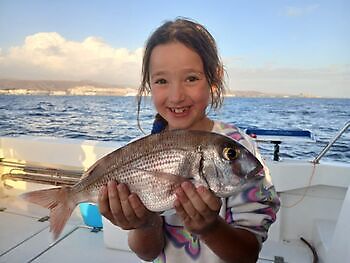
[150,42,212,131]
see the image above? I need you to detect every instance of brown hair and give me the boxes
[137,18,225,131]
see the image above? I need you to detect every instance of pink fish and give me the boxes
[21,130,263,239]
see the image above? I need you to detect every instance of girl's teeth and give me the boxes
[172,108,187,113]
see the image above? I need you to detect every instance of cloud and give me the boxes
[0,32,143,86]
[285,4,319,17]
[1,32,349,97]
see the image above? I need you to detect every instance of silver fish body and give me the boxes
[21,130,263,239]
[73,129,263,211]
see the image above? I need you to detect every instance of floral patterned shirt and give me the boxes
[151,121,280,263]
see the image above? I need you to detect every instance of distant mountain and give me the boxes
[0,79,120,91]
[0,79,136,96]
[0,79,314,98]
[224,89,309,98]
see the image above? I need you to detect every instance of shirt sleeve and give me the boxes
[225,164,280,243]
[217,123,280,243]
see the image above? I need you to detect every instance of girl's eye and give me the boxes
[154,79,167,85]
[186,76,199,82]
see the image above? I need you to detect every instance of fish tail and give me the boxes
[20,186,76,240]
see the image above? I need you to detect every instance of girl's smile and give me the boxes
[168,106,190,115]
[150,42,213,132]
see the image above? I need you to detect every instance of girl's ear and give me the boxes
[210,84,218,92]
[208,84,217,108]
[216,65,224,79]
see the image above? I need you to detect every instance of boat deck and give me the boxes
[0,195,313,263]
[0,195,139,263]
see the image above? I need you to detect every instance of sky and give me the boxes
[0,0,349,98]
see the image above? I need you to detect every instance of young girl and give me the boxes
[98,18,280,263]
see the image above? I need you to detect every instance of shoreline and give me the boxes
[0,93,347,99]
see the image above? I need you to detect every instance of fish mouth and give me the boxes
[245,163,264,178]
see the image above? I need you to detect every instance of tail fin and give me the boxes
[20,187,76,240]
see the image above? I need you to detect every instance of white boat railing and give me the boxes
[313,120,350,164]
[1,160,82,186]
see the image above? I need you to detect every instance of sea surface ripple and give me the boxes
[1,95,349,163]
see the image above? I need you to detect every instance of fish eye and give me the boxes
[223,147,239,161]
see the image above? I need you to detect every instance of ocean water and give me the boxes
[0,95,349,163]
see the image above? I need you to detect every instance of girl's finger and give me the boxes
[107,181,128,224]
[181,182,208,216]
[117,183,138,222]
[176,183,202,221]
[128,193,148,219]
[98,185,112,218]
[197,186,221,211]
[174,199,189,222]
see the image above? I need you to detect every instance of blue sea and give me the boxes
[0,95,349,163]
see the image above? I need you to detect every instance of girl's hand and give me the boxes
[98,181,161,230]
[174,181,222,235]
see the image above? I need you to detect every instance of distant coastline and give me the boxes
[0,79,137,97]
[0,79,324,98]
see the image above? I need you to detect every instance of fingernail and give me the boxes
[173,199,180,208]
[198,186,207,193]
[99,186,105,198]
[175,187,184,198]
[181,181,188,188]
[128,193,136,202]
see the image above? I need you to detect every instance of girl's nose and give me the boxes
[168,81,185,103]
